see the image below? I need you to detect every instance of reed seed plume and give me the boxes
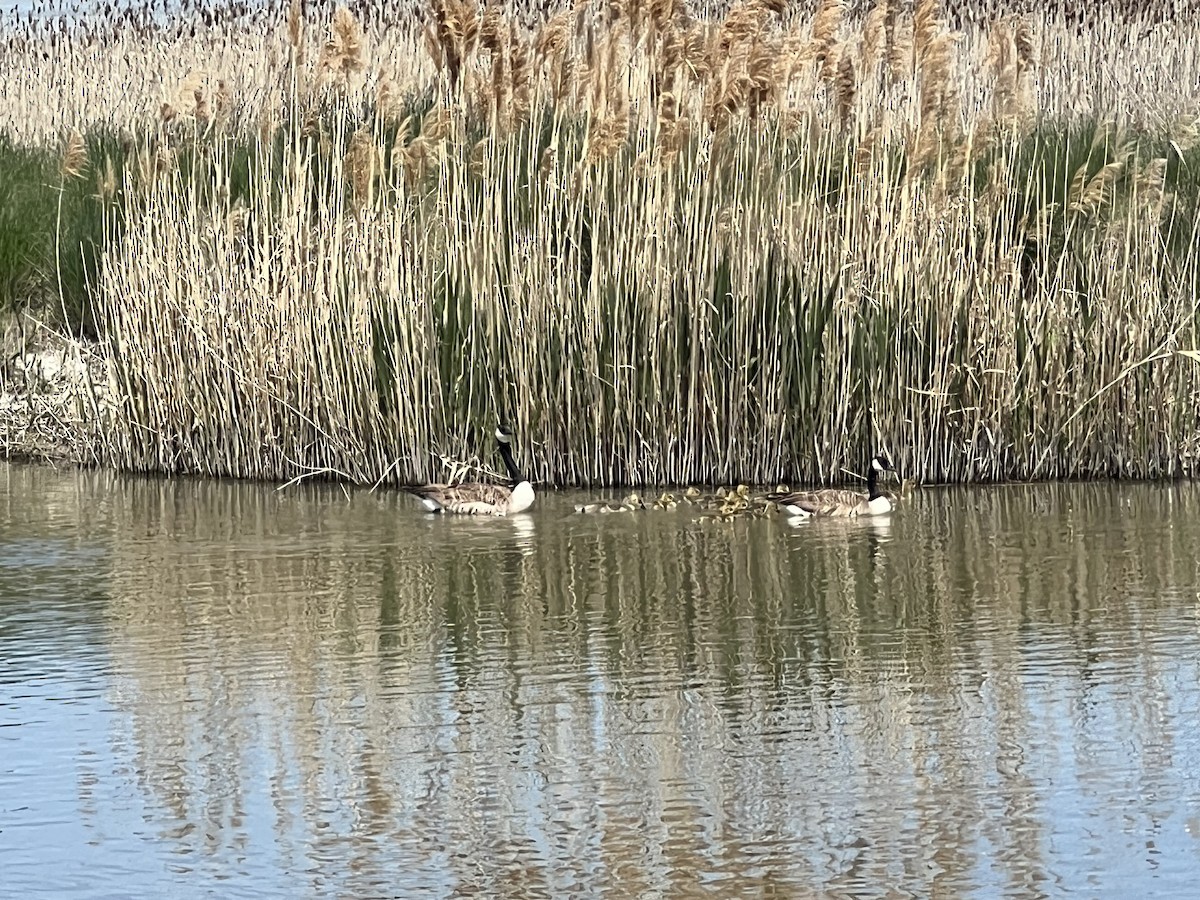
[913,0,941,62]
[479,0,504,53]
[428,0,481,92]
[1069,156,1128,218]
[509,24,532,124]
[346,128,376,207]
[919,32,960,132]
[861,0,887,74]
[288,0,305,63]
[375,73,402,122]
[317,5,366,83]
[886,7,912,83]
[834,50,857,127]
[811,0,844,70]
[1013,19,1035,74]
[1135,156,1168,218]
[60,128,87,180]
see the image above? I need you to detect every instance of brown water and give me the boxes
[2,463,1200,897]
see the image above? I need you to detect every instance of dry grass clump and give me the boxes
[3,0,1200,484]
[0,317,108,463]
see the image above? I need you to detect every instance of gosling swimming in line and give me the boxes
[407,426,535,516]
[574,492,645,514]
[767,455,895,518]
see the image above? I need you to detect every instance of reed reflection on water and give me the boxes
[2,463,1200,897]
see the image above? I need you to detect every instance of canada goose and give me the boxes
[767,454,895,518]
[407,426,535,516]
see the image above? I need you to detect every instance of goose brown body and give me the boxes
[408,480,535,516]
[768,455,895,518]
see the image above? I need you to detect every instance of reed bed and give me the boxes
[2,0,1200,485]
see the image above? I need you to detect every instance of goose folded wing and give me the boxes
[768,489,864,517]
[409,482,515,514]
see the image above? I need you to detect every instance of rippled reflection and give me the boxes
[2,464,1200,897]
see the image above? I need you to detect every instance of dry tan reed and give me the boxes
[3,0,1200,484]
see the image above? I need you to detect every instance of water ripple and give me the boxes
[2,468,1200,896]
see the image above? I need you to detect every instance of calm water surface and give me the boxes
[3,463,1200,897]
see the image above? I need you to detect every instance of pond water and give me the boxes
[2,462,1200,897]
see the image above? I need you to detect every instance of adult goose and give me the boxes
[407,426,535,516]
[767,454,895,518]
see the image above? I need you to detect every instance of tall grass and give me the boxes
[3,0,1200,484]
[0,131,118,331]
[0,137,48,314]
[0,126,118,468]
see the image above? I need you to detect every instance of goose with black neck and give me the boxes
[767,454,896,518]
[406,425,535,516]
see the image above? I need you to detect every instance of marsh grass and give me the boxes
[0,129,127,334]
[3,0,1200,484]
